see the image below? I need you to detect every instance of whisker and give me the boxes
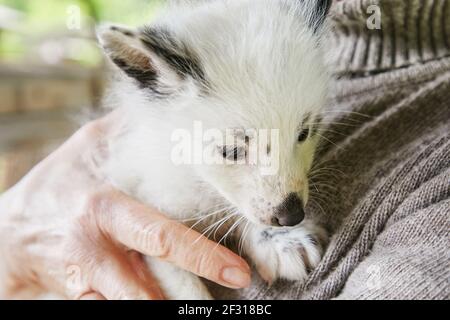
[216,216,245,248]
[177,203,232,222]
[212,210,239,241]
[315,128,347,136]
[318,110,372,118]
[238,220,251,257]
[309,121,360,128]
[192,213,238,245]
[315,133,342,150]
[183,205,234,236]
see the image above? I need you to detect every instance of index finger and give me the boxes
[93,189,251,289]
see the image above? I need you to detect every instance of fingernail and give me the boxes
[221,267,251,288]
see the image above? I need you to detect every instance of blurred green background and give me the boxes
[0,0,164,66]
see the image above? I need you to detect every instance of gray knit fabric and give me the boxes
[211,0,450,300]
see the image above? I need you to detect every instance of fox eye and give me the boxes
[297,128,310,142]
[221,146,245,161]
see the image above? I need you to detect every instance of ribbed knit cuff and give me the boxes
[328,0,450,76]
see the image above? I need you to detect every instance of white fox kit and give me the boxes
[98,0,331,299]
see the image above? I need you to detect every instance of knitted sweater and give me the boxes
[212,0,450,300]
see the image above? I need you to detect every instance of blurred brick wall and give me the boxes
[0,65,104,192]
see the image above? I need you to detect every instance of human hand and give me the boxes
[0,113,250,300]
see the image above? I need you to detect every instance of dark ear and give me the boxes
[97,24,203,95]
[302,0,332,32]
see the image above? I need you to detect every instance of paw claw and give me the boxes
[247,222,328,283]
[255,263,276,284]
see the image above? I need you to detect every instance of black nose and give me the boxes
[272,193,305,227]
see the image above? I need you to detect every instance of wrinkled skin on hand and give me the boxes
[0,113,250,300]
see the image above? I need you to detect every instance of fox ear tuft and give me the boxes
[97,24,194,96]
[97,24,161,89]
[300,0,332,32]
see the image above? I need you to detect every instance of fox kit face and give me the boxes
[99,0,331,227]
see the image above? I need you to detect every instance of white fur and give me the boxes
[99,0,330,299]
